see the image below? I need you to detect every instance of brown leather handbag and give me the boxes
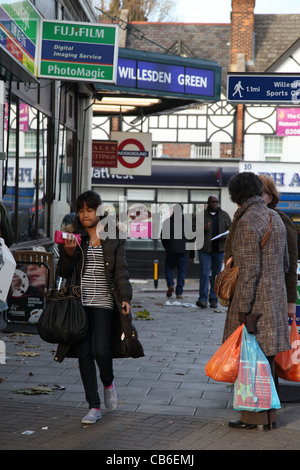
[215,214,273,307]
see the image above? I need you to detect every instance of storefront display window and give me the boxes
[3,97,48,242]
[91,186,206,250]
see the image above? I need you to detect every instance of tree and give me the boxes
[98,0,177,22]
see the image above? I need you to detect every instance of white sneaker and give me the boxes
[104,382,118,410]
[81,408,102,424]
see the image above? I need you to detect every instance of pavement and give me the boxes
[1,279,300,453]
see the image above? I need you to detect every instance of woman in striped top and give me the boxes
[58,191,132,425]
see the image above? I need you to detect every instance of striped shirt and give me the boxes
[81,245,114,309]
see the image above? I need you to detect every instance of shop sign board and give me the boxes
[0,0,41,77]
[117,58,215,98]
[38,20,119,83]
[110,132,152,176]
[228,74,300,103]
[97,48,221,101]
[276,108,300,136]
[92,140,118,168]
[240,161,300,192]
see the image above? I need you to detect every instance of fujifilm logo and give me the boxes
[53,25,105,39]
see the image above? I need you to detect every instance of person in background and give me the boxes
[259,174,297,320]
[0,201,14,247]
[223,172,290,431]
[161,204,189,299]
[196,195,231,308]
[0,200,14,317]
[56,190,133,425]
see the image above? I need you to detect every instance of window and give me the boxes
[152,144,163,158]
[264,136,282,162]
[3,98,48,242]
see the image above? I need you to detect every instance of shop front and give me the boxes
[92,159,238,279]
[240,161,300,254]
[0,1,86,253]
[3,81,79,249]
[0,0,98,331]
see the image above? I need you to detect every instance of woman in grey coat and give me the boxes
[223,172,290,431]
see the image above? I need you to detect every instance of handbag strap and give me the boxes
[260,213,272,249]
[72,241,85,286]
[56,238,84,288]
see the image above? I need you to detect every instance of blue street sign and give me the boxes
[227,74,300,103]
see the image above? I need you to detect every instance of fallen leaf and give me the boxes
[134,309,154,320]
[15,351,40,357]
[13,387,53,395]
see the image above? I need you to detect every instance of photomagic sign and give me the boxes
[227,74,300,103]
[38,20,119,83]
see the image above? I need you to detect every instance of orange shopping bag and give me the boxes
[205,324,243,383]
[275,317,300,382]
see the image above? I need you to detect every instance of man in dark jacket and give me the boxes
[197,195,231,308]
[161,204,189,299]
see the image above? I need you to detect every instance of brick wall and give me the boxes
[230,0,255,69]
[162,143,191,158]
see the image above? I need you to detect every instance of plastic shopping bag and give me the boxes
[205,324,243,383]
[275,317,300,382]
[233,327,281,412]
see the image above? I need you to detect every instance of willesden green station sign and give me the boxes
[38,20,119,83]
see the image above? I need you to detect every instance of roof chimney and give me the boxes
[230,0,255,72]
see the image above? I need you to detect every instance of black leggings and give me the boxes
[76,306,114,409]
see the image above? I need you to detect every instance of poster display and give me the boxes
[7,261,48,324]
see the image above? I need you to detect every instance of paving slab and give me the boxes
[1,281,300,451]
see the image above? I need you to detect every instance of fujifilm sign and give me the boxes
[52,25,105,38]
[38,20,119,83]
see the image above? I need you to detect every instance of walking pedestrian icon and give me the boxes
[232,81,244,98]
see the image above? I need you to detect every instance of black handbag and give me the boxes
[119,313,144,358]
[37,284,87,345]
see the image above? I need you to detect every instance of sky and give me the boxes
[174,0,300,23]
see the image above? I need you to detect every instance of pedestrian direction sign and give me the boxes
[227,74,300,103]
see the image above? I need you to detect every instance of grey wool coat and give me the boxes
[223,196,290,357]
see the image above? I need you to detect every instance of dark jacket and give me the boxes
[54,223,143,362]
[161,213,188,254]
[200,207,231,253]
[276,209,298,304]
[0,203,14,247]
